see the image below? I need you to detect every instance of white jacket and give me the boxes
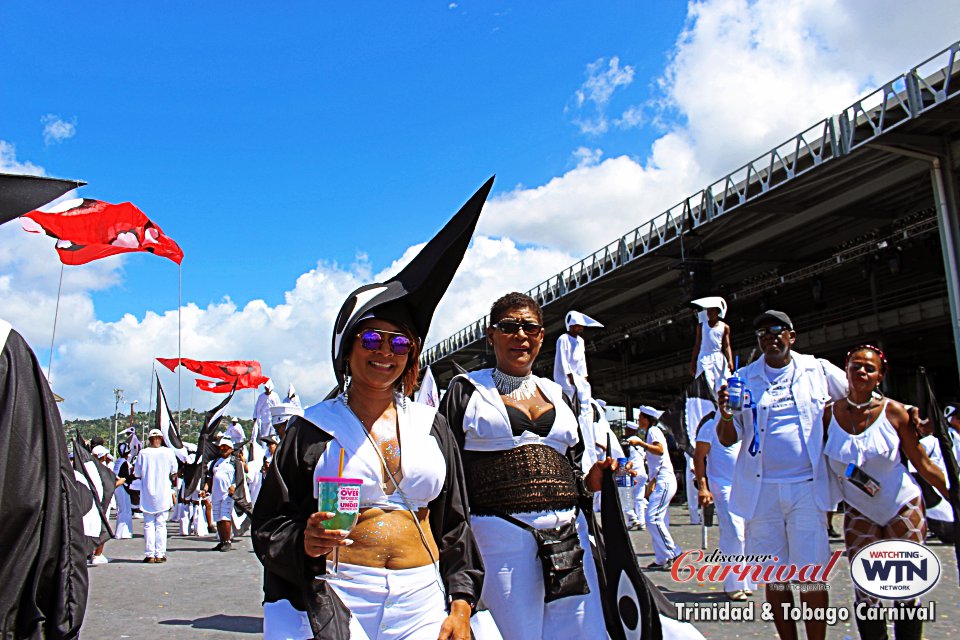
[726,351,847,520]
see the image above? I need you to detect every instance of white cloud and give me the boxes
[614,105,644,129]
[0,140,44,176]
[448,2,458,8]
[569,56,636,135]
[571,147,604,168]
[41,114,78,145]
[5,0,960,418]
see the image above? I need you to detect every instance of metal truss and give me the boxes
[422,40,960,368]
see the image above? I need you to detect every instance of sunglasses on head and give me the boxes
[493,320,544,335]
[754,325,789,338]
[356,329,414,355]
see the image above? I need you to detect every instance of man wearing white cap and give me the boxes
[225,416,245,446]
[253,379,281,442]
[623,421,648,530]
[134,428,179,563]
[204,436,238,551]
[627,405,682,568]
[553,310,604,399]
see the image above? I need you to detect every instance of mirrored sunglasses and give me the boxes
[357,329,414,355]
[754,325,788,338]
[493,320,543,335]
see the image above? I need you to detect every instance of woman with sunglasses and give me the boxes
[439,291,614,640]
[253,180,492,640]
[822,345,948,640]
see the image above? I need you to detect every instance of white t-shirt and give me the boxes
[134,447,179,514]
[211,457,236,500]
[696,418,739,486]
[910,434,954,522]
[645,426,673,481]
[553,333,586,394]
[759,360,813,483]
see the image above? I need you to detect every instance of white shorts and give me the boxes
[745,480,829,573]
[212,494,234,522]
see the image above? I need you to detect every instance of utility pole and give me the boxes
[129,400,138,439]
[113,388,124,456]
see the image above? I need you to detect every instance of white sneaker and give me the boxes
[90,554,109,566]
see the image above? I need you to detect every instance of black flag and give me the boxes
[154,375,187,461]
[71,436,117,550]
[595,434,674,640]
[919,367,960,575]
[0,320,88,638]
[183,382,238,495]
[660,373,716,456]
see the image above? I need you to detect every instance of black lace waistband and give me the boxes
[463,444,578,515]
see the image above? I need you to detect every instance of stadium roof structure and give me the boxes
[422,41,960,410]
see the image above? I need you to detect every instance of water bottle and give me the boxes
[615,457,635,512]
[727,355,745,410]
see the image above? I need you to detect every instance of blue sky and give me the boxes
[2,1,957,418]
[1,1,685,320]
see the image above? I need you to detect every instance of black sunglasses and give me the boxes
[754,325,789,338]
[356,329,414,355]
[493,320,544,335]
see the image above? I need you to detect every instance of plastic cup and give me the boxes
[316,477,362,531]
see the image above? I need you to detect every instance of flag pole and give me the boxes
[47,263,65,381]
[146,360,155,443]
[177,263,182,425]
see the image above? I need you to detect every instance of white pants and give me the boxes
[624,480,647,527]
[471,510,607,640]
[646,476,681,564]
[114,488,133,539]
[745,480,829,571]
[684,455,700,525]
[144,511,168,558]
[711,480,753,593]
[263,562,448,640]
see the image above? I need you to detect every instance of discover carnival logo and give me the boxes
[849,540,941,600]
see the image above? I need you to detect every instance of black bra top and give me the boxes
[504,404,556,438]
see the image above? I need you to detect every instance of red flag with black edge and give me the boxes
[21,199,183,265]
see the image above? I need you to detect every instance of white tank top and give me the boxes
[823,400,921,524]
[697,321,725,360]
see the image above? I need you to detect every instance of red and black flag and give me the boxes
[21,199,183,265]
[156,357,269,392]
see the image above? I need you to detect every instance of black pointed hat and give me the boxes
[332,176,494,386]
[0,172,85,226]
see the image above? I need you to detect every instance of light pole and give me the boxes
[113,388,124,456]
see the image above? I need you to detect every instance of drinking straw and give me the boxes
[338,447,345,477]
[734,355,739,372]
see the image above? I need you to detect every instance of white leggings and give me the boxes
[471,509,607,640]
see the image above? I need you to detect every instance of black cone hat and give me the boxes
[332,176,494,387]
[0,173,85,226]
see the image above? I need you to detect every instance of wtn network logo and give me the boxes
[850,540,941,600]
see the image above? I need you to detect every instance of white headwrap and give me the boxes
[691,296,728,319]
[565,310,604,331]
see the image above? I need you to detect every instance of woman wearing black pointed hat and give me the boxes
[253,179,492,640]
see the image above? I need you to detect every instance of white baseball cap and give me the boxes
[148,428,163,438]
[91,445,111,459]
[218,436,234,448]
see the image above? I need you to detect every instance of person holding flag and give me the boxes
[204,437,240,552]
[112,442,135,539]
[134,428,179,563]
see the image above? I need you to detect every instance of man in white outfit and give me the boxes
[253,380,281,441]
[622,421,648,530]
[628,406,682,568]
[694,418,753,601]
[716,310,846,640]
[134,429,179,563]
[204,437,238,552]
[553,310,603,399]
[225,416,246,445]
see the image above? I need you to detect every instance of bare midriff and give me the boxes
[336,506,439,569]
